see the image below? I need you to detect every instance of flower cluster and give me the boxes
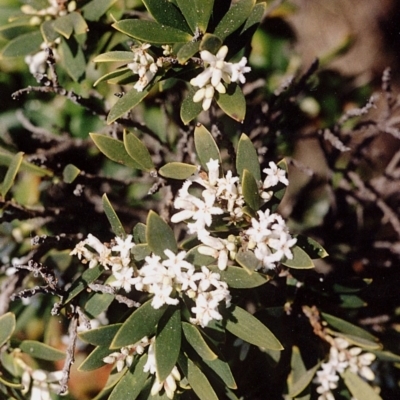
[313,337,376,400]
[190,45,251,110]
[21,0,75,18]
[171,159,296,272]
[127,43,160,92]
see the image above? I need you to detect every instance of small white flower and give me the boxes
[112,235,135,260]
[110,266,137,292]
[150,366,181,399]
[262,162,289,188]
[229,57,251,84]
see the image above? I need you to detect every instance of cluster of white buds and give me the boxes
[127,44,160,92]
[24,41,60,76]
[171,159,296,272]
[21,0,76,18]
[190,45,251,111]
[313,337,376,400]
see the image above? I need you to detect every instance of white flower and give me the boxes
[112,235,135,261]
[230,57,251,84]
[110,266,137,292]
[191,292,224,328]
[22,369,64,400]
[262,162,289,188]
[151,366,181,399]
[151,285,179,309]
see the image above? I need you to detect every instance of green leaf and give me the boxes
[202,357,237,390]
[79,324,122,347]
[85,291,114,318]
[82,0,118,22]
[133,223,147,244]
[63,265,103,305]
[112,20,192,44]
[0,312,16,347]
[62,163,80,183]
[155,306,181,381]
[242,169,260,211]
[225,305,283,350]
[178,354,219,400]
[236,133,260,181]
[132,243,152,261]
[241,2,267,34]
[111,299,167,349]
[107,84,157,124]
[199,33,222,54]
[1,30,42,58]
[158,162,198,179]
[185,246,215,267]
[59,36,86,81]
[182,322,217,361]
[321,313,378,343]
[142,0,191,33]
[41,20,60,43]
[216,84,246,122]
[370,350,400,362]
[89,133,141,169]
[177,41,200,64]
[20,340,65,361]
[123,131,155,172]
[93,67,132,87]
[93,51,135,63]
[235,249,260,272]
[281,246,315,269]
[341,369,382,400]
[208,265,269,289]
[194,124,221,170]
[294,235,328,259]
[0,375,24,390]
[1,151,23,198]
[78,345,115,372]
[214,0,255,40]
[92,369,126,398]
[102,193,126,238]
[175,0,214,33]
[53,12,88,39]
[0,18,34,40]
[146,210,178,258]
[180,85,204,124]
[109,354,149,399]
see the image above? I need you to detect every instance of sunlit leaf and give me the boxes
[175,0,214,33]
[281,246,315,269]
[216,84,246,122]
[158,162,198,179]
[62,163,80,183]
[20,341,65,361]
[78,345,115,372]
[93,51,134,63]
[225,305,283,350]
[208,265,269,288]
[295,235,328,259]
[82,0,118,22]
[1,30,42,58]
[342,369,382,400]
[182,322,217,361]
[79,324,122,347]
[1,151,23,198]
[236,133,260,181]
[112,19,192,44]
[41,20,60,43]
[0,312,16,347]
[123,130,155,172]
[53,12,88,39]
[93,67,132,87]
[194,124,221,170]
[177,41,200,64]
[235,249,259,272]
[0,375,24,390]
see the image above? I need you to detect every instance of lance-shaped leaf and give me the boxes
[281,246,315,269]
[109,354,149,399]
[194,124,221,170]
[146,210,178,257]
[181,85,204,124]
[85,291,114,318]
[1,151,23,198]
[176,0,214,33]
[225,305,283,350]
[102,193,126,238]
[295,234,328,259]
[0,18,34,41]
[182,322,217,361]
[111,299,167,349]
[1,30,42,58]
[178,354,219,400]
[89,133,141,169]
[242,169,260,211]
[93,51,135,63]
[79,324,122,347]
[208,265,269,289]
[123,131,155,172]
[158,162,198,180]
[155,306,181,381]
[78,345,115,371]
[0,151,52,177]
[236,133,260,181]
[216,84,246,123]
[142,0,191,33]
[62,164,80,183]
[0,313,16,347]
[202,356,237,389]
[20,341,65,361]
[53,12,88,39]
[214,0,255,40]
[93,67,132,87]
[112,20,192,44]
[341,369,382,400]
[82,0,118,22]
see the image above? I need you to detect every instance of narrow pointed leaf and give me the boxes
[202,357,237,389]
[181,85,204,124]
[194,124,221,170]
[123,131,155,172]
[82,0,118,22]
[242,169,260,211]
[175,0,214,33]
[182,322,217,361]
[102,193,126,238]
[146,210,178,257]
[89,133,141,169]
[142,0,191,33]
[214,0,255,40]
[20,341,65,361]
[216,84,246,122]
[158,162,198,179]
[241,2,267,34]
[155,306,181,381]
[94,51,134,63]
[178,354,219,400]
[111,299,167,349]
[78,345,115,371]
[79,324,122,346]
[93,67,131,87]
[0,375,24,390]
[295,235,329,259]
[0,151,52,177]
[0,312,16,347]
[109,354,149,399]
[85,291,114,318]
[236,133,260,181]
[208,265,269,288]
[281,246,315,269]
[112,20,192,44]
[1,31,42,58]
[342,370,382,400]
[225,305,283,350]
[1,151,23,198]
